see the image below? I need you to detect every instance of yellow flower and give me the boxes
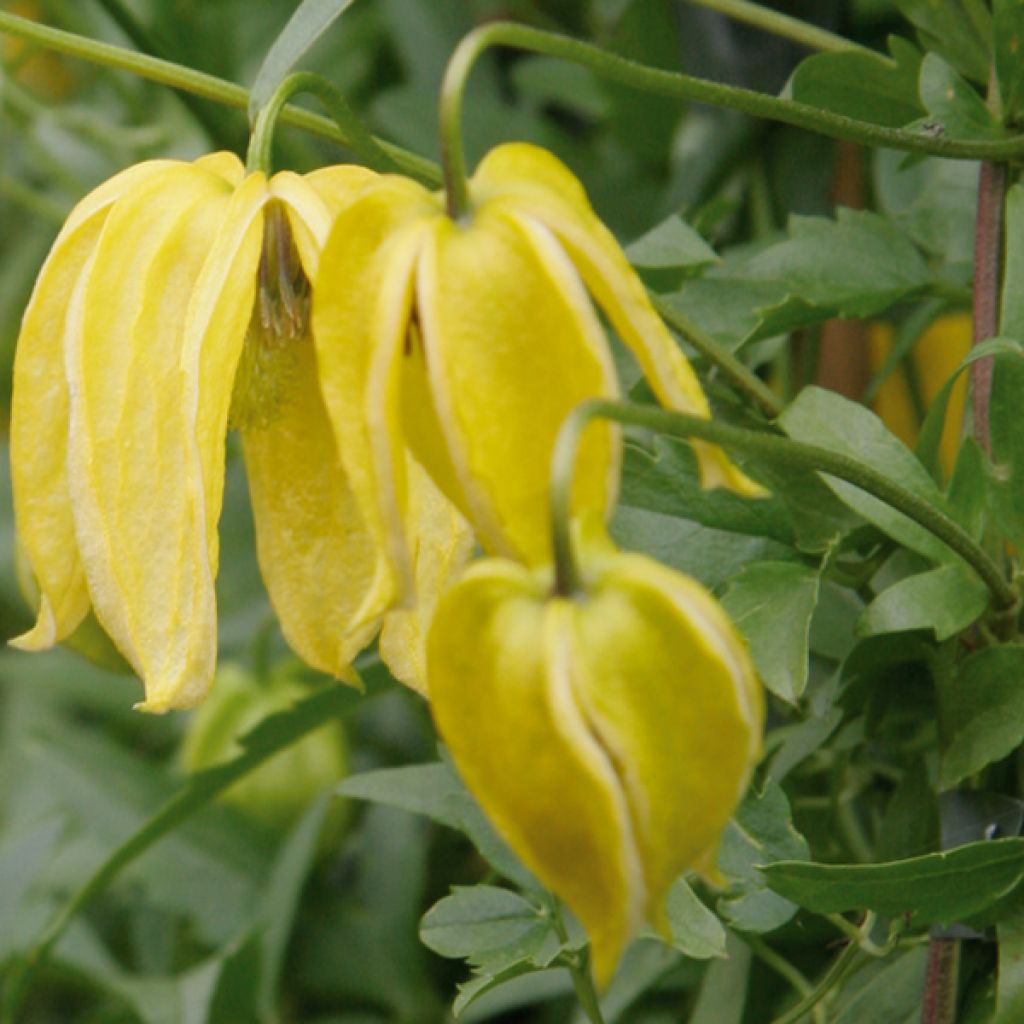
[426,529,764,986]
[313,142,763,624]
[10,152,468,711]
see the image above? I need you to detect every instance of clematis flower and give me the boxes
[426,527,764,986]
[10,151,468,711]
[313,142,764,624]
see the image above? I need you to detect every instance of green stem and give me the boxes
[768,935,863,1024]
[437,21,1024,215]
[551,906,607,1024]
[246,71,400,175]
[0,11,440,185]
[683,0,879,58]
[652,295,783,418]
[93,0,226,144]
[549,400,1019,610]
[746,936,825,1024]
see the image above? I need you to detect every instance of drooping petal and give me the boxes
[473,143,765,498]
[416,203,619,564]
[313,177,438,619]
[10,161,176,650]
[573,552,763,927]
[427,560,645,987]
[66,165,232,711]
[242,340,379,681]
[194,151,245,187]
[182,171,268,578]
[378,456,474,694]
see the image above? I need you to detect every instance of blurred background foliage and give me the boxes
[0,0,988,1021]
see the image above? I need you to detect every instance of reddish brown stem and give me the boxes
[920,938,959,1024]
[971,160,1008,454]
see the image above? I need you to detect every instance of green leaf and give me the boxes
[938,645,1024,788]
[746,209,932,322]
[947,438,991,538]
[789,38,924,129]
[897,0,991,83]
[721,561,821,703]
[718,782,810,933]
[665,876,726,960]
[764,838,1024,923]
[830,946,930,1024]
[878,760,939,862]
[249,0,362,118]
[620,437,795,545]
[625,214,718,290]
[999,188,1024,341]
[918,53,1004,141]
[687,933,750,1024]
[995,0,1024,124]
[419,886,556,973]
[858,562,988,642]
[338,761,535,889]
[780,386,955,564]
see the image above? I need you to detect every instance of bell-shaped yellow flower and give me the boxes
[10,151,468,711]
[426,534,764,987]
[313,142,763,624]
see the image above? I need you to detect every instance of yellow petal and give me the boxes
[242,340,379,681]
[415,203,619,564]
[182,171,268,578]
[10,161,178,650]
[427,560,644,988]
[194,150,245,187]
[574,553,763,927]
[473,143,765,498]
[378,457,474,694]
[66,165,231,711]
[313,177,438,619]
[301,164,377,218]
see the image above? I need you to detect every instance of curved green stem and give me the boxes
[651,295,783,418]
[768,932,863,1024]
[549,400,1019,609]
[550,905,607,1024]
[746,936,825,1024]
[438,20,1024,208]
[0,11,440,185]
[683,0,880,58]
[246,71,400,175]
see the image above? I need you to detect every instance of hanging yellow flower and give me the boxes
[312,142,764,623]
[10,151,468,712]
[426,529,764,986]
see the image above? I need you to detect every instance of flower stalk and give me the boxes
[246,71,399,176]
[0,10,440,185]
[549,400,1019,610]
[436,19,1024,218]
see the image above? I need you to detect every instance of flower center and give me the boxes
[228,203,310,431]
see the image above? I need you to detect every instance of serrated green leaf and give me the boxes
[420,886,555,973]
[338,762,535,889]
[858,562,988,642]
[721,561,821,702]
[780,386,957,564]
[764,838,1024,923]
[939,646,1024,788]
[665,877,726,960]
[897,0,991,83]
[995,0,1024,124]
[718,782,809,933]
[918,53,1003,141]
[249,0,362,118]
[789,38,923,128]
[746,209,932,321]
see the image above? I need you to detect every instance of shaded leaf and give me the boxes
[665,877,726,960]
[764,838,1024,923]
[995,0,1024,125]
[939,646,1024,788]
[721,561,821,702]
[918,53,1003,141]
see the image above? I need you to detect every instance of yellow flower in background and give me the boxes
[10,151,468,711]
[313,142,763,627]
[868,313,971,476]
[426,527,764,986]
